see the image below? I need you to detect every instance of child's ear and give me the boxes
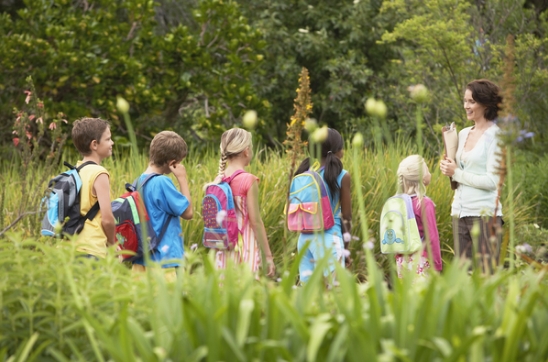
[90,139,98,151]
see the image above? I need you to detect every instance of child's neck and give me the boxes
[82,154,102,165]
[225,158,247,174]
[146,164,166,175]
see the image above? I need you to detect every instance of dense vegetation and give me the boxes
[1,0,548,359]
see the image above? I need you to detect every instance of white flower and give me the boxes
[364,241,374,250]
[343,232,352,243]
[216,210,227,226]
[342,249,351,258]
[190,243,198,251]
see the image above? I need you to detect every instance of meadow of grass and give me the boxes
[1,139,546,360]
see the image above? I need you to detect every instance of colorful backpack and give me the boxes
[201,170,246,250]
[286,168,335,233]
[41,161,99,237]
[379,194,422,254]
[112,174,172,262]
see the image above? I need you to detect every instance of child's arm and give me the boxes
[340,173,353,243]
[246,180,275,277]
[93,174,116,245]
[423,199,442,271]
[170,162,193,220]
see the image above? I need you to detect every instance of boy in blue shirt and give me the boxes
[132,131,193,279]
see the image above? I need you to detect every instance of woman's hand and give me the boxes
[440,157,457,177]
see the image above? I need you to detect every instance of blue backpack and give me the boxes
[41,161,99,237]
[286,167,335,233]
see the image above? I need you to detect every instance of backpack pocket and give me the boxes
[116,221,140,261]
[380,210,407,254]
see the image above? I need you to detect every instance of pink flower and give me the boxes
[28,115,35,121]
[61,119,68,124]
[25,130,32,140]
[13,138,20,147]
[24,90,32,104]
[37,102,44,108]
[48,122,57,130]
[36,117,43,124]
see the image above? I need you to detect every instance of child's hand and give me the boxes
[170,162,187,179]
[266,257,276,278]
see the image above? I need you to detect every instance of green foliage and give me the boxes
[1,234,547,360]
[0,0,265,151]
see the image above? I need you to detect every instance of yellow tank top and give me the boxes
[74,161,110,258]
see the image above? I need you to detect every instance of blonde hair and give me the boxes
[217,127,252,177]
[149,131,188,166]
[397,155,429,204]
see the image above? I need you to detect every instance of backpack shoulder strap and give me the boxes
[72,160,98,172]
[223,169,247,184]
[133,173,161,190]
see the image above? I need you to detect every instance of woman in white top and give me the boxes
[440,79,503,269]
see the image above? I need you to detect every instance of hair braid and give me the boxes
[218,153,228,177]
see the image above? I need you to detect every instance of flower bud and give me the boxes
[365,98,387,118]
[311,125,328,143]
[408,84,429,103]
[304,118,318,133]
[116,96,130,114]
[352,132,364,147]
[242,110,258,130]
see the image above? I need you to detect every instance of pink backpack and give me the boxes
[201,170,246,250]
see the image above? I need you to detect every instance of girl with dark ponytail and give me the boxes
[294,128,352,284]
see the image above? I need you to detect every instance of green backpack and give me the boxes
[379,194,422,254]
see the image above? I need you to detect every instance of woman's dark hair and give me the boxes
[294,128,344,198]
[466,79,503,121]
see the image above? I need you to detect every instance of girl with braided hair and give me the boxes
[395,155,442,277]
[212,128,275,277]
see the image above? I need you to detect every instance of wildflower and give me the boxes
[48,122,57,130]
[242,110,258,130]
[364,241,374,250]
[28,115,35,121]
[516,130,534,143]
[190,243,198,251]
[12,138,20,147]
[37,101,44,108]
[116,96,130,113]
[343,232,352,243]
[408,84,429,103]
[36,117,43,124]
[24,90,32,104]
[516,243,533,254]
[25,130,32,140]
[276,278,282,282]
[342,249,351,258]
[216,210,227,226]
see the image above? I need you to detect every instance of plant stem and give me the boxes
[506,145,515,270]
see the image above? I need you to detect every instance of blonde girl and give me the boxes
[212,128,275,277]
[396,155,442,277]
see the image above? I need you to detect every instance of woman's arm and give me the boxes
[246,180,275,277]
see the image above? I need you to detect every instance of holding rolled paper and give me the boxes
[442,122,459,190]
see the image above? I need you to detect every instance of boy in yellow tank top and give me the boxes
[71,118,115,258]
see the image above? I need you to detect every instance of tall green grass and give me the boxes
[0,139,535,276]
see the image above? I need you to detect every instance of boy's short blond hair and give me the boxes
[72,117,110,156]
[149,131,188,166]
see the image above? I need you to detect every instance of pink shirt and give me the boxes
[412,196,443,271]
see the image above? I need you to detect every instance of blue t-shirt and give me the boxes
[133,174,189,268]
